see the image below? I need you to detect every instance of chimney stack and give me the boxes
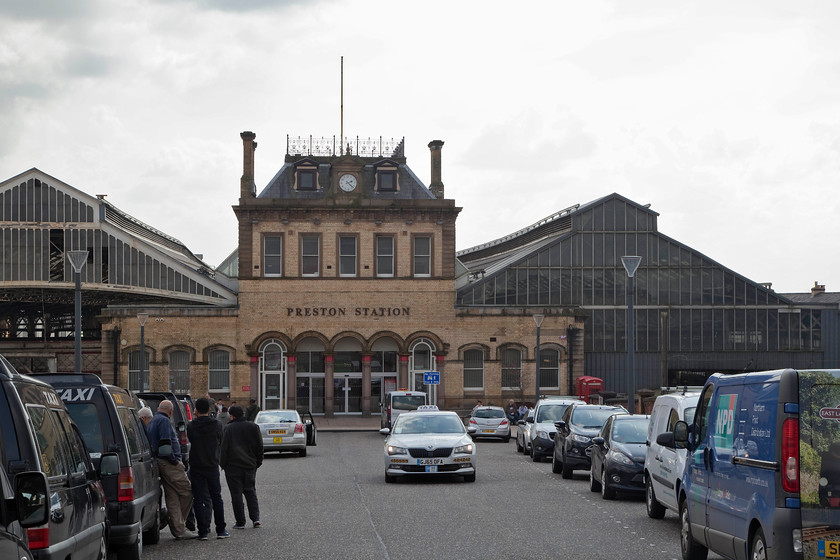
[812,281,825,295]
[240,131,257,199]
[428,140,444,199]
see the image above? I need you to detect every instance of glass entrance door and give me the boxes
[264,373,283,410]
[333,377,363,414]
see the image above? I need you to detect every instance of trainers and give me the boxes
[175,531,198,540]
[197,534,209,541]
[217,531,230,539]
[253,521,261,528]
[233,524,246,530]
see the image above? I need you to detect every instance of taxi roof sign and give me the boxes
[416,405,439,411]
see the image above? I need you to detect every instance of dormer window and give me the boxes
[297,169,316,191]
[378,170,397,192]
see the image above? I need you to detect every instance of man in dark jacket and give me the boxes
[186,398,229,540]
[221,405,263,529]
[245,398,261,422]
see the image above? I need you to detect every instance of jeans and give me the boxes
[189,467,226,535]
[224,466,259,525]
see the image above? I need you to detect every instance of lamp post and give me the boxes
[137,313,149,391]
[67,250,89,373]
[621,256,642,413]
[533,313,545,404]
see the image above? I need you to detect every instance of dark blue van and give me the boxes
[659,368,840,560]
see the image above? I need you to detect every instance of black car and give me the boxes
[588,414,649,500]
[33,374,164,560]
[0,355,118,560]
[552,403,626,479]
[135,391,192,469]
[0,436,50,560]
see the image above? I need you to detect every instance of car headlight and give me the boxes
[608,449,634,466]
[454,443,474,454]
[571,434,591,443]
[387,445,407,456]
[536,430,549,439]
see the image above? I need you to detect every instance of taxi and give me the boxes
[379,406,477,483]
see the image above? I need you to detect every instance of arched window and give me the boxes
[538,348,560,390]
[463,349,484,390]
[169,350,190,393]
[501,348,521,389]
[259,339,287,410]
[410,338,436,392]
[128,350,150,391]
[208,350,230,391]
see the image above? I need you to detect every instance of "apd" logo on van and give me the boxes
[819,405,840,421]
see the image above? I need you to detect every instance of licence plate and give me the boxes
[418,458,444,465]
[273,437,283,444]
[820,540,840,558]
[268,429,286,435]
[482,429,495,433]
[425,465,438,473]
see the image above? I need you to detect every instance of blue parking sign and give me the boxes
[423,371,440,385]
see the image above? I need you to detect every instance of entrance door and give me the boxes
[264,373,283,410]
[333,377,363,414]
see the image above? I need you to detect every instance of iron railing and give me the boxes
[287,135,404,158]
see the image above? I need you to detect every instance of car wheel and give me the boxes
[600,468,615,500]
[680,497,709,560]
[464,473,476,483]
[385,474,396,483]
[552,450,562,474]
[143,499,161,545]
[117,529,141,560]
[516,437,523,453]
[503,434,511,443]
[299,447,307,457]
[646,476,666,519]
[589,466,601,492]
[751,528,767,560]
[561,452,573,479]
[531,446,541,462]
[96,531,108,560]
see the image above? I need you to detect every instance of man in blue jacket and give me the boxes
[147,400,195,539]
[187,398,229,540]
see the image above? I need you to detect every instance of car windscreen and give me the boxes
[256,411,299,424]
[65,402,106,454]
[572,407,622,429]
[474,409,505,419]
[392,395,426,411]
[394,415,464,434]
[536,404,569,423]
[611,418,649,444]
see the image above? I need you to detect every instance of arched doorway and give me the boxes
[371,337,399,412]
[295,337,325,414]
[409,338,437,392]
[259,339,287,410]
[333,337,362,414]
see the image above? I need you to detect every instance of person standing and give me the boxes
[220,405,263,529]
[186,398,229,540]
[146,400,195,539]
[245,398,261,422]
[217,406,231,426]
[138,406,153,429]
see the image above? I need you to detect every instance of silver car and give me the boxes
[255,409,317,457]
[380,408,477,483]
[516,408,535,453]
[467,406,511,442]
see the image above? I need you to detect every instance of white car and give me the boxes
[255,409,317,457]
[643,390,700,518]
[380,408,477,483]
[516,408,535,453]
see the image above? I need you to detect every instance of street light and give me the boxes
[67,250,89,373]
[621,256,642,413]
[137,313,149,391]
[533,313,545,404]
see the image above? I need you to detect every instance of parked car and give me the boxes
[33,373,164,559]
[529,397,584,462]
[380,406,477,483]
[643,390,700,520]
[135,391,192,469]
[380,390,427,429]
[658,368,840,560]
[588,414,650,500]
[468,405,511,442]
[515,408,535,453]
[552,403,626,478]
[254,409,317,457]
[0,354,118,560]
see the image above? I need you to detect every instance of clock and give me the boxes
[339,173,357,192]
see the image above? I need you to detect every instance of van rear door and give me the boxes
[798,369,840,559]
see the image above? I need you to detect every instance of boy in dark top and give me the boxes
[187,398,229,540]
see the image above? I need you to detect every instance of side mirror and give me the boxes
[379,428,391,436]
[99,452,120,478]
[13,471,49,528]
[555,420,566,430]
[673,420,689,449]
[467,426,477,434]
[592,436,605,446]
[525,416,534,423]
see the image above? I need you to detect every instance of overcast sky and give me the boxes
[2,0,838,293]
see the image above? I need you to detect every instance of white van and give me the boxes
[380,390,427,428]
[644,390,700,519]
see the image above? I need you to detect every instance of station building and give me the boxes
[0,130,836,416]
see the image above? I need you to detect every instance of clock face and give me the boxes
[339,173,357,192]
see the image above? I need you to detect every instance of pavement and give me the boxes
[313,415,383,432]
